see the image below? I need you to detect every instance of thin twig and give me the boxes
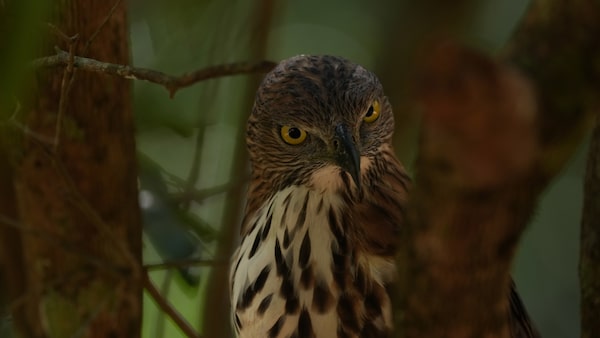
[169,177,249,205]
[47,23,76,42]
[144,258,227,271]
[51,0,122,151]
[55,38,78,151]
[143,273,201,338]
[182,127,206,210]
[140,151,249,203]
[33,49,277,98]
[155,270,172,338]
[69,298,109,338]
[46,25,80,151]
[7,119,55,144]
[82,0,122,54]
[138,151,247,204]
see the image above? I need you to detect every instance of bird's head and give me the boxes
[247,55,395,195]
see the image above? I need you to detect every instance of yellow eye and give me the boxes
[364,100,381,123]
[280,126,307,145]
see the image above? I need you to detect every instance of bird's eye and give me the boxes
[364,100,381,123]
[280,126,307,145]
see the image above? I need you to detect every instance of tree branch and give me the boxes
[397,0,600,337]
[32,48,277,98]
[82,0,123,54]
[580,114,600,338]
[200,1,278,337]
[143,273,200,338]
[503,0,600,182]
[399,42,539,338]
[144,258,227,271]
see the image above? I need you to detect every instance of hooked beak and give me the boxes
[333,124,361,191]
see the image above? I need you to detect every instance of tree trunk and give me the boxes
[7,1,142,337]
[201,1,276,337]
[395,0,600,337]
[580,113,600,338]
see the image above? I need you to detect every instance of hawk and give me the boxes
[229,55,538,338]
[229,55,408,338]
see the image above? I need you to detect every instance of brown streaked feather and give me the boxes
[351,146,410,258]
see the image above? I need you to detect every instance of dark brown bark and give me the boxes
[396,0,600,337]
[375,0,478,165]
[580,114,600,338]
[0,137,29,337]
[7,1,142,337]
[398,42,539,338]
[504,0,600,182]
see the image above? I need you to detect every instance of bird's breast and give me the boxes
[230,185,393,338]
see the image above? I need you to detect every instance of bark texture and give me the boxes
[398,42,539,338]
[7,1,142,337]
[395,0,600,337]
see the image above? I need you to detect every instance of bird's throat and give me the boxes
[309,157,373,196]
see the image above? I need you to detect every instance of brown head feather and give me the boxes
[242,55,401,236]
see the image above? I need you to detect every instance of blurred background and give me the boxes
[130,0,580,337]
[130,1,580,337]
[2,0,583,337]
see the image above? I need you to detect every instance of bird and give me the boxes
[229,55,539,338]
[229,54,410,338]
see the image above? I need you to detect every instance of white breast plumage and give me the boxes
[230,184,393,338]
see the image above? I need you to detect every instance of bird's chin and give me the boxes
[308,157,373,195]
[308,165,346,193]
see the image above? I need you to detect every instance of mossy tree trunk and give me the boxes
[1,1,142,337]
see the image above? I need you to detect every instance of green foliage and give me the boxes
[0,1,50,118]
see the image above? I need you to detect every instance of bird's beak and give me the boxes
[334,123,361,191]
